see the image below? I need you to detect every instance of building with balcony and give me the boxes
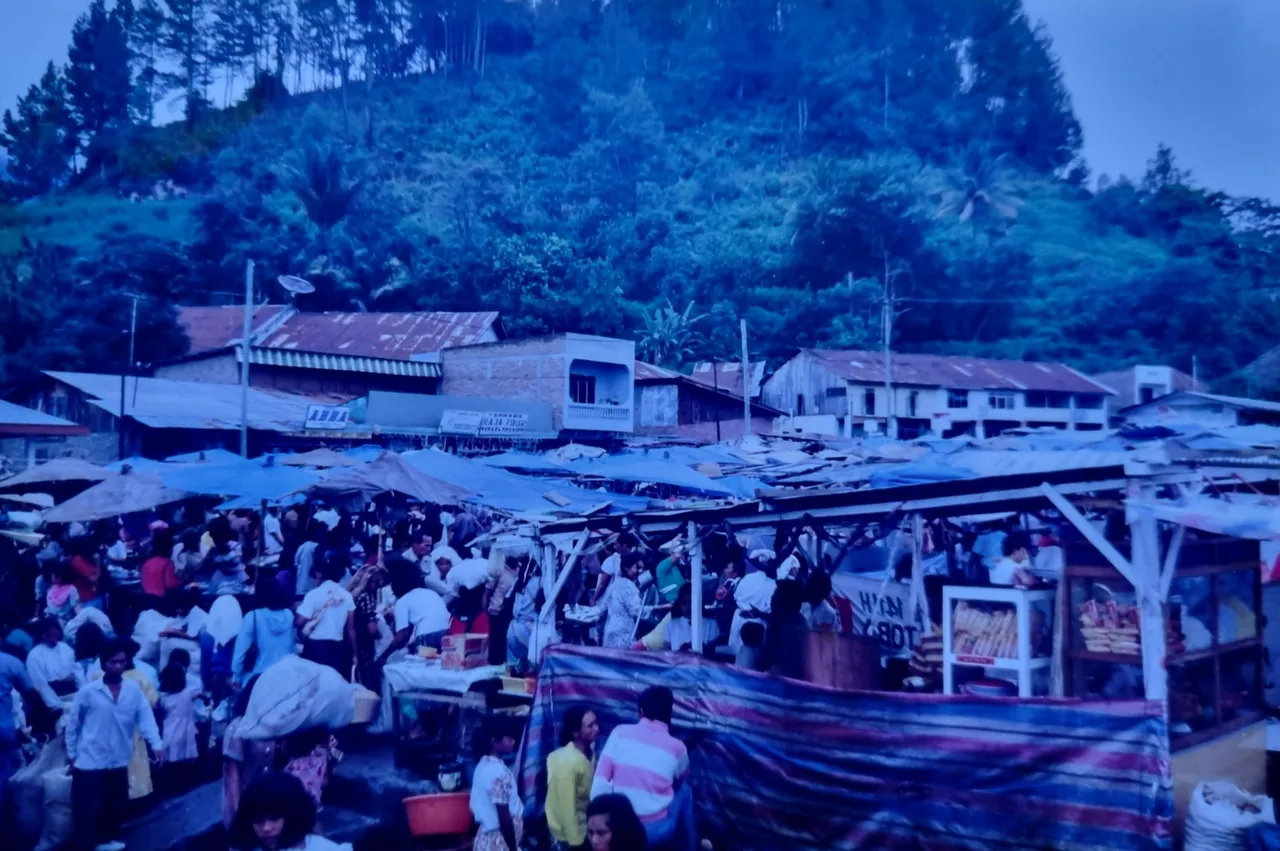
[761,349,1113,439]
[440,334,635,436]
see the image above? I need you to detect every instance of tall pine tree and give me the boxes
[161,0,212,121]
[66,0,135,158]
[1,64,78,196]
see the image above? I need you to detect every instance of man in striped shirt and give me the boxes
[591,686,698,850]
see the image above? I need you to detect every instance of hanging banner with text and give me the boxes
[830,573,926,658]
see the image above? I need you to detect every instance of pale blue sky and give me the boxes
[3,0,1279,200]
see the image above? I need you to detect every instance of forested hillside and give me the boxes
[4,0,1280,391]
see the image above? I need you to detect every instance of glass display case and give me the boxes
[942,586,1056,698]
[1062,536,1263,750]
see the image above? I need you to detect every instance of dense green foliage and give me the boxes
[4,0,1280,391]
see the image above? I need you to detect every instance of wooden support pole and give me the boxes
[688,521,705,654]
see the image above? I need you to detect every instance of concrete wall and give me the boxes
[442,342,568,428]
[0,432,120,472]
[155,354,241,384]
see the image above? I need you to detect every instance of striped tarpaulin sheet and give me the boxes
[518,646,1174,851]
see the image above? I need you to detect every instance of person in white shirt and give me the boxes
[263,508,284,556]
[729,552,778,653]
[295,556,356,680]
[67,637,164,851]
[590,534,636,607]
[294,532,323,598]
[399,532,434,568]
[423,546,462,602]
[26,617,86,733]
[377,566,452,666]
[987,531,1036,588]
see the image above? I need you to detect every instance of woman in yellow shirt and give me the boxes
[545,705,599,850]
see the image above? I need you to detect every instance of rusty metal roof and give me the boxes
[178,305,290,355]
[176,307,500,361]
[260,311,500,359]
[804,349,1113,395]
[689,361,764,397]
[633,361,679,381]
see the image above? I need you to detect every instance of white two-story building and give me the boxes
[761,349,1114,439]
[440,333,635,436]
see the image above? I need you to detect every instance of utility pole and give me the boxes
[880,253,898,440]
[241,259,255,457]
[740,319,751,438]
[118,295,140,461]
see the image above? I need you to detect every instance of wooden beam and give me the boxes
[1159,524,1186,601]
[1039,482,1138,587]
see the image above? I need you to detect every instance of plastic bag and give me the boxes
[1186,781,1276,851]
[239,655,354,740]
[132,609,171,665]
[10,737,67,842]
[33,767,73,851]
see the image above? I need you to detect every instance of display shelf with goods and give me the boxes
[1062,534,1263,751]
[942,585,1056,698]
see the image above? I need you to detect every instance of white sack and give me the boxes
[239,655,354,740]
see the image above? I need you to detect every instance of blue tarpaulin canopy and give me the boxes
[158,462,318,500]
[164,448,247,464]
[403,450,649,515]
[566,455,739,497]
[476,452,576,475]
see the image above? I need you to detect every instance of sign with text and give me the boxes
[831,573,926,658]
[304,405,350,430]
[478,411,528,436]
[440,410,484,435]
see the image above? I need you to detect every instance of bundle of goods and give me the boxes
[951,602,1018,659]
[1078,599,1141,656]
[1184,781,1274,851]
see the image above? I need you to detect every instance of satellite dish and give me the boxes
[277,275,316,295]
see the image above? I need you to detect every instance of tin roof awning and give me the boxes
[241,348,442,378]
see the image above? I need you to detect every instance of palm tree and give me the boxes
[291,144,362,229]
[934,146,1023,226]
[639,299,706,367]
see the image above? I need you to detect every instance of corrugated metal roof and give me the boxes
[0,399,84,430]
[804,349,1113,394]
[1119,390,1280,416]
[246,348,441,377]
[689,361,764,397]
[633,361,678,381]
[178,305,290,355]
[260,311,499,359]
[45,371,328,433]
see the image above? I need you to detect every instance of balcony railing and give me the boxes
[566,403,633,432]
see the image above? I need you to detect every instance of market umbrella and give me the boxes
[44,472,192,523]
[308,452,472,506]
[278,448,365,468]
[0,458,112,489]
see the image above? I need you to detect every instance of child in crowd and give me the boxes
[159,662,202,791]
[469,717,522,851]
[45,563,80,627]
[283,729,343,812]
[168,646,202,691]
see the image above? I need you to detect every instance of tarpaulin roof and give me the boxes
[402,450,648,516]
[45,473,191,522]
[476,452,576,474]
[106,457,179,475]
[567,455,739,496]
[308,452,471,505]
[0,458,112,488]
[158,462,317,500]
[278,448,365,468]
[164,448,247,464]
